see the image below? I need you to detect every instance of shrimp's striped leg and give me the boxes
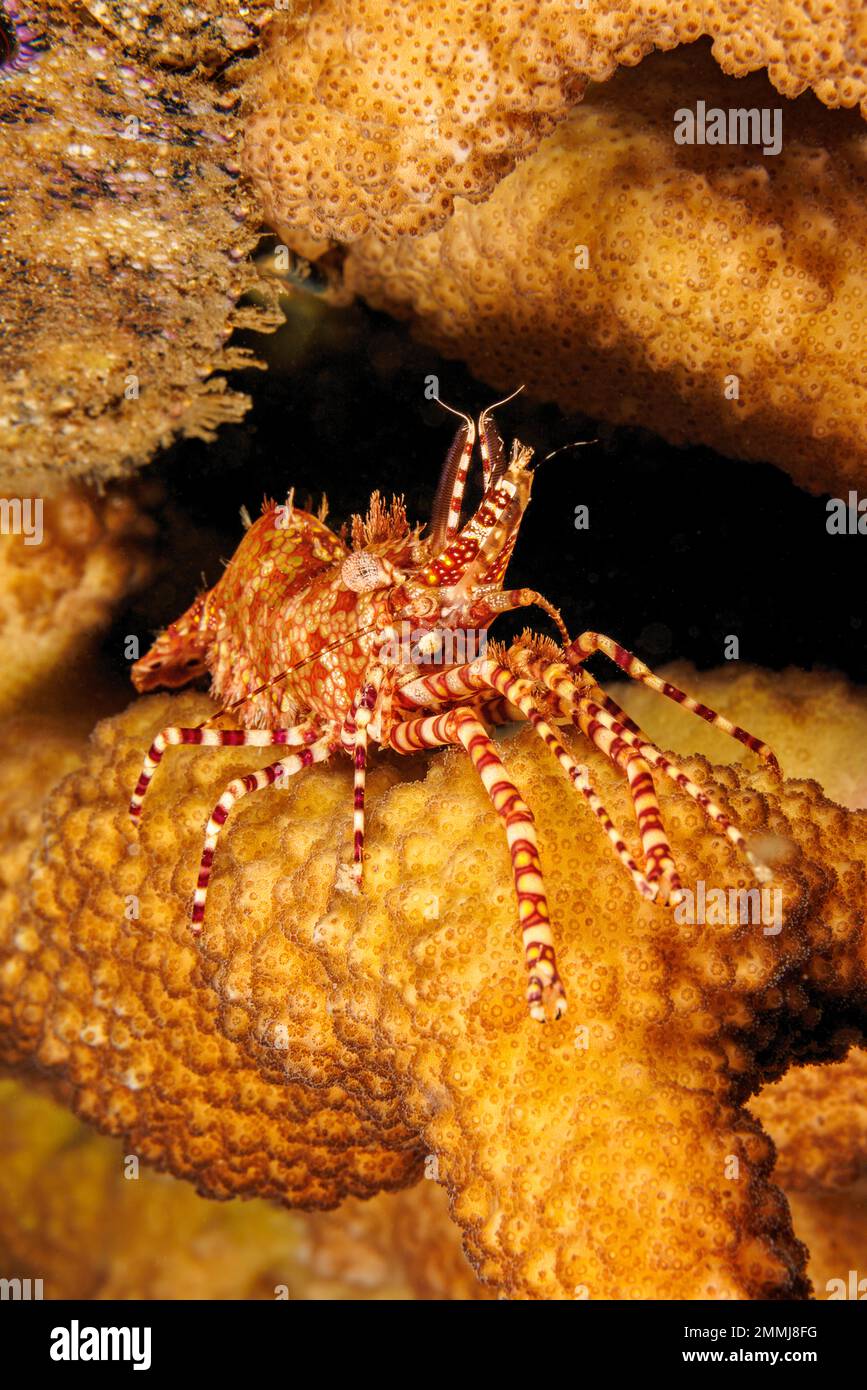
[396,660,654,901]
[565,632,781,775]
[129,721,323,821]
[538,659,773,885]
[192,742,330,933]
[339,669,385,889]
[579,697,773,882]
[473,662,654,899]
[388,706,566,1022]
[503,653,682,899]
[571,702,683,905]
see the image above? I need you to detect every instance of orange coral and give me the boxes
[602,662,867,1279]
[244,0,867,243]
[0,485,156,716]
[784,1181,867,1298]
[753,1052,867,1193]
[341,47,867,496]
[0,1080,485,1299]
[3,681,867,1298]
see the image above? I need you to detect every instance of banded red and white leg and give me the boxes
[192,740,331,931]
[507,650,683,902]
[565,632,781,775]
[129,719,326,820]
[396,658,654,900]
[532,657,773,885]
[339,663,389,889]
[388,704,566,1021]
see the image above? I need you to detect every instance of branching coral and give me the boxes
[340,47,867,496]
[244,0,867,243]
[0,485,157,716]
[0,0,282,490]
[3,677,867,1299]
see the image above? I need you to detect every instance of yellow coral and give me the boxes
[0,1080,485,1299]
[244,0,867,242]
[341,47,867,496]
[0,486,156,716]
[3,681,867,1298]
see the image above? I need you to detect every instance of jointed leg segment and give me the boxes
[389,704,566,1020]
[192,742,330,930]
[130,719,324,819]
[566,632,781,774]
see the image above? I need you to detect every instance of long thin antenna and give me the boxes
[434,396,474,429]
[543,439,599,462]
[480,384,524,420]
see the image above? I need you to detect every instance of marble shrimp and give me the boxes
[129,399,779,1021]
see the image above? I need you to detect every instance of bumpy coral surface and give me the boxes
[3,680,867,1298]
[0,485,156,716]
[616,664,867,813]
[341,47,867,496]
[244,0,867,243]
[0,0,280,489]
[0,1080,485,1299]
[753,1051,867,1192]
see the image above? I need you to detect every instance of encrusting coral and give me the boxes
[3,667,867,1299]
[0,1080,488,1299]
[618,661,867,1248]
[0,0,280,490]
[339,47,867,497]
[0,714,485,1300]
[244,0,867,243]
[0,484,157,716]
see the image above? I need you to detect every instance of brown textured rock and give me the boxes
[0,0,281,490]
[3,679,867,1298]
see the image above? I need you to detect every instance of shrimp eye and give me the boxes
[341,553,389,593]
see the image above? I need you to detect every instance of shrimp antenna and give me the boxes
[543,438,599,462]
[434,395,474,429]
[479,385,525,421]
